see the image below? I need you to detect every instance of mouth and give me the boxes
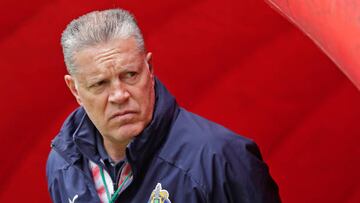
[109,110,137,121]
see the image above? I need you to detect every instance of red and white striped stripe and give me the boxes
[89,160,132,203]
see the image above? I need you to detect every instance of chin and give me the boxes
[111,122,145,142]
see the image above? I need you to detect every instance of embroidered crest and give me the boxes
[149,183,171,203]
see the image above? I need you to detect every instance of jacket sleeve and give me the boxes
[48,177,64,203]
[46,149,68,203]
[211,139,281,203]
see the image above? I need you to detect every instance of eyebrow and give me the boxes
[85,64,138,83]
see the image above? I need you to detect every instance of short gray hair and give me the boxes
[61,9,145,74]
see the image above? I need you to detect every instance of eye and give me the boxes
[90,80,106,88]
[125,71,137,78]
[122,71,139,85]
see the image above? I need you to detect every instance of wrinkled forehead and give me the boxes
[72,37,145,75]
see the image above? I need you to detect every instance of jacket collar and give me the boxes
[52,78,179,178]
[126,78,179,179]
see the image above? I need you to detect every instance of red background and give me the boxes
[0,0,359,202]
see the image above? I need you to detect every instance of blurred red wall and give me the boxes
[0,0,359,202]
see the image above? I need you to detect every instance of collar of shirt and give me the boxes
[95,131,125,186]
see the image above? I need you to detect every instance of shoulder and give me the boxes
[165,108,260,160]
[46,149,70,186]
[157,108,280,202]
[159,108,263,184]
[47,107,86,183]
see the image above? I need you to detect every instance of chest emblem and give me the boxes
[149,183,171,203]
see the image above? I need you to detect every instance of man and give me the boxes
[46,8,281,203]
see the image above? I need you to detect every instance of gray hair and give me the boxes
[61,9,145,75]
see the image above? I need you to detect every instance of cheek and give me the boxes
[79,93,108,118]
[142,85,155,118]
[133,84,154,116]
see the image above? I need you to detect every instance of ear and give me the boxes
[145,52,155,86]
[145,52,153,73]
[64,75,82,105]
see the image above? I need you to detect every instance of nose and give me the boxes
[108,81,130,104]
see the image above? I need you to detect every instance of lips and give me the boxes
[109,110,137,120]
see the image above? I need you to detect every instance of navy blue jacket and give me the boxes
[46,79,280,203]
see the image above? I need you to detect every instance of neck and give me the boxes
[103,138,129,163]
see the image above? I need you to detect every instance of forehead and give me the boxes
[73,37,144,75]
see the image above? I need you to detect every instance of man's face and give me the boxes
[65,37,155,145]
